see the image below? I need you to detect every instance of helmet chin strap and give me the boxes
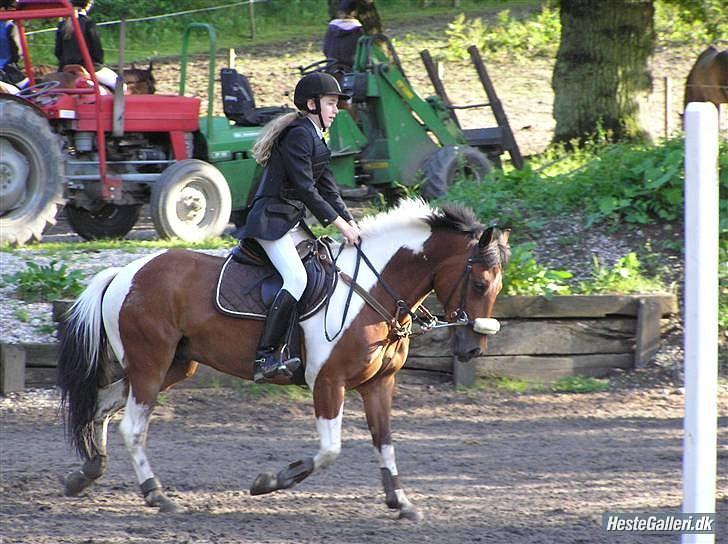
[307,97,327,133]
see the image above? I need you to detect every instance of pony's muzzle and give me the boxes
[472,317,500,335]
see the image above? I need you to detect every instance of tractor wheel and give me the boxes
[0,99,65,245]
[420,145,492,201]
[150,159,232,241]
[66,204,142,240]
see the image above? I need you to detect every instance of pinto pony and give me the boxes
[57,199,510,519]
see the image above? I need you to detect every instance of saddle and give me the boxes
[214,237,338,321]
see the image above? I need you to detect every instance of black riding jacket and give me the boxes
[237,117,353,241]
[54,14,104,70]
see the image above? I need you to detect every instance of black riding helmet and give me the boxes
[293,72,350,131]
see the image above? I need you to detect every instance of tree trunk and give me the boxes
[552,0,655,144]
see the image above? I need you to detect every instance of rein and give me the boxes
[324,241,478,341]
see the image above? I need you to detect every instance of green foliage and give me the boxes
[503,243,572,296]
[445,4,560,61]
[466,376,545,393]
[446,137,728,235]
[13,307,30,323]
[2,261,84,302]
[578,253,666,295]
[655,0,728,45]
[550,376,609,393]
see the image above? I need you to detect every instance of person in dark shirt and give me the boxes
[54,0,120,89]
[0,1,28,89]
[323,0,364,69]
[237,73,360,383]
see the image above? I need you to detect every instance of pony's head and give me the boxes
[425,203,510,361]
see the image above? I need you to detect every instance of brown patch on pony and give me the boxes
[684,45,728,108]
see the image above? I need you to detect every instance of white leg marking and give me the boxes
[313,405,344,471]
[119,393,155,484]
[102,251,166,367]
[375,443,399,476]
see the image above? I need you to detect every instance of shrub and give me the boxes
[2,261,85,302]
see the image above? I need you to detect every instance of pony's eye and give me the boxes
[473,281,488,294]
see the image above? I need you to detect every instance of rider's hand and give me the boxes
[333,216,360,245]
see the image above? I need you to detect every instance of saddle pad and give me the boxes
[214,239,338,321]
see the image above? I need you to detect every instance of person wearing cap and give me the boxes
[323,0,364,69]
[54,0,121,90]
[237,72,360,383]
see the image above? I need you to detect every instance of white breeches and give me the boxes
[255,228,308,300]
[95,66,123,91]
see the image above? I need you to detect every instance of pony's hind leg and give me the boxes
[359,374,423,521]
[118,388,180,513]
[64,377,128,496]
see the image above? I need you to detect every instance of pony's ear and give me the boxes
[478,226,495,248]
[499,228,510,245]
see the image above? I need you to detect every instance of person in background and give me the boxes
[323,0,364,69]
[0,0,28,90]
[237,72,360,383]
[54,0,121,90]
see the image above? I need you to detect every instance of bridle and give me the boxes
[325,241,491,341]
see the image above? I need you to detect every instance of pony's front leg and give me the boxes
[250,381,345,495]
[359,375,423,521]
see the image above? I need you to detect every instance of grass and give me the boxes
[235,381,312,401]
[0,236,236,254]
[465,375,610,394]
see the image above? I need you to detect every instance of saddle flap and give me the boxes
[215,237,338,322]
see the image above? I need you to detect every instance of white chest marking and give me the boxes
[301,226,429,389]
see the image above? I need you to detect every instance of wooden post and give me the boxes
[468,45,524,169]
[634,298,661,368]
[420,49,460,127]
[1,344,25,395]
[228,48,236,70]
[249,0,256,40]
[664,76,671,139]
[453,357,476,387]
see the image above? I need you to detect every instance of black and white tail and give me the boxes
[57,267,121,461]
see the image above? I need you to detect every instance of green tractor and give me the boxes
[186,24,523,229]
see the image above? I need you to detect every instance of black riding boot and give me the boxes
[253,289,302,383]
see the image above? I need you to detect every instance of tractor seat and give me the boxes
[221,68,294,126]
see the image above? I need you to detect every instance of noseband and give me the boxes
[327,242,490,341]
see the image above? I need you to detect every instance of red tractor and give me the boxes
[0,0,231,244]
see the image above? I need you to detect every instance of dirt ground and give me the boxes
[3,10,728,544]
[1,382,726,544]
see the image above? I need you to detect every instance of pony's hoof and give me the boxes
[250,472,278,496]
[145,490,182,513]
[398,507,424,522]
[63,470,94,497]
